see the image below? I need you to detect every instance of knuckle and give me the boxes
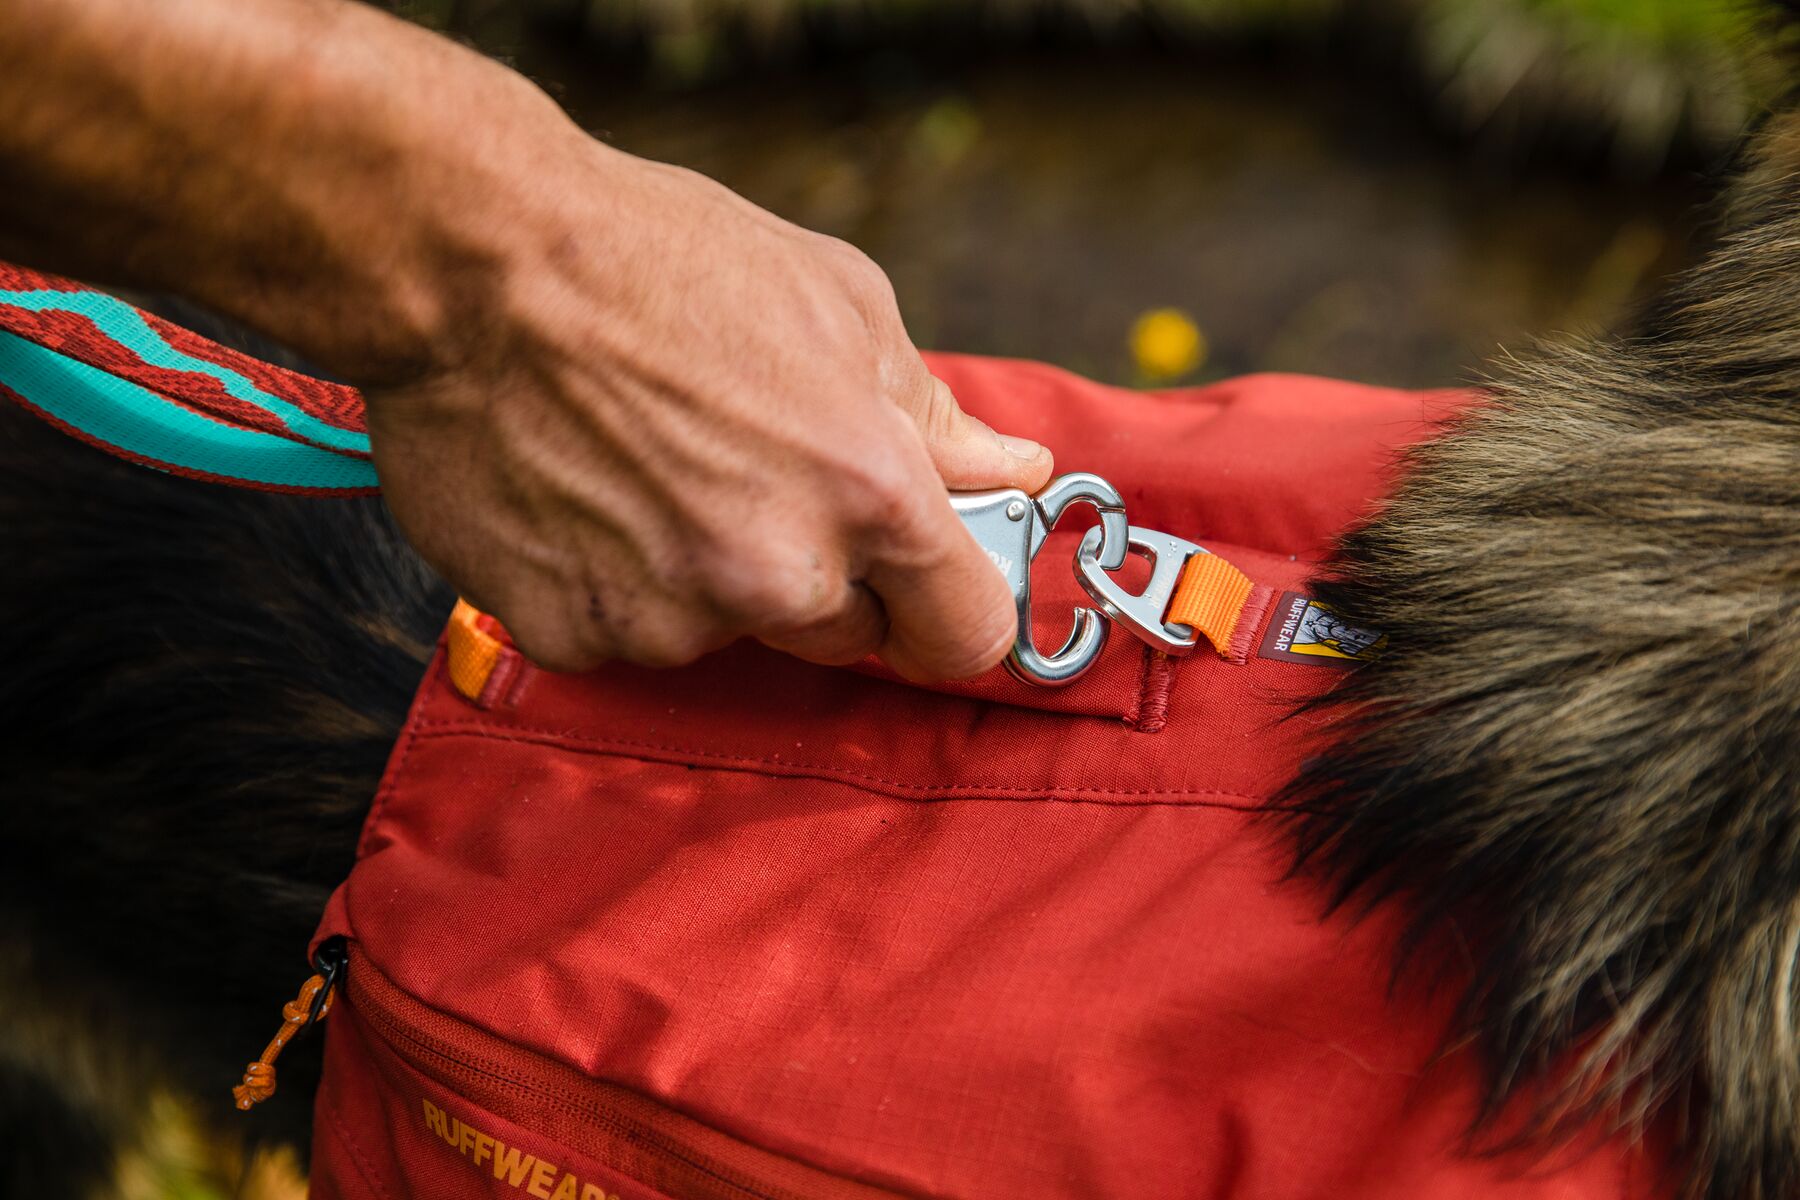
[843,452,928,533]
[713,551,836,632]
[508,625,606,675]
[762,584,885,666]
[481,590,605,674]
[703,540,882,661]
[625,623,711,669]
[763,586,856,643]
[847,255,896,306]
[815,231,873,272]
[824,240,900,318]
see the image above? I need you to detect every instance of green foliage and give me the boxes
[504,0,1797,162]
[1520,0,1759,43]
[1416,0,1794,167]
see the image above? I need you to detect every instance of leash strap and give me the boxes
[446,599,532,707]
[0,263,376,494]
[1168,553,1258,656]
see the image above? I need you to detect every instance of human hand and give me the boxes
[366,136,1053,680]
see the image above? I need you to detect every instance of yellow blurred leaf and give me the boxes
[1130,308,1206,381]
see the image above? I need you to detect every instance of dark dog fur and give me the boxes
[1284,110,1800,1200]
[0,364,450,1194]
[0,122,1796,1200]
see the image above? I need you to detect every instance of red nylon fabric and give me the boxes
[310,357,1668,1199]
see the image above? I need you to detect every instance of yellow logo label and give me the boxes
[423,1099,622,1200]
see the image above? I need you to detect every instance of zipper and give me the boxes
[312,936,349,1012]
[341,942,911,1200]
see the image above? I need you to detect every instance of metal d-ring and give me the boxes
[1074,523,1209,657]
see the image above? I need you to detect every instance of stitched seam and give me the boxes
[1226,584,1277,666]
[357,725,416,861]
[404,719,1266,808]
[1123,644,1149,728]
[1128,652,1177,734]
[355,649,446,860]
[321,1087,395,1200]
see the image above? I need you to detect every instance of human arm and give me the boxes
[0,0,1052,678]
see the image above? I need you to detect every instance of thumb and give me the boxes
[906,370,1054,493]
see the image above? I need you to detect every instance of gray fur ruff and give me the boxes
[1282,114,1800,1200]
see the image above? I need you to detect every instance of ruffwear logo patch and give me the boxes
[422,1099,625,1200]
[1258,591,1386,667]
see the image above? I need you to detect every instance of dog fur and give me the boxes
[0,120,1796,1200]
[0,344,450,1194]
[1282,110,1800,1200]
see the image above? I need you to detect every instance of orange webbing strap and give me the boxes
[447,599,507,703]
[1168,552,1255,656]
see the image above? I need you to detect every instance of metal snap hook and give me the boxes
[949,472,1128,687]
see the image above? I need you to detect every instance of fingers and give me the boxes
[863,481,1020,682]
[899,369,1054,494]
[756,580,888,667]
[516,573,892,675]
[501,591,700,675]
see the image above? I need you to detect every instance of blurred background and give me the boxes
[403,0,1797,390]
[129,0,1795,1196]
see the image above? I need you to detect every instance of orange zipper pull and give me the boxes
[233,938,346,1110]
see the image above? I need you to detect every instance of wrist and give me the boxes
[0,0,583,387]
[195,3,582,389]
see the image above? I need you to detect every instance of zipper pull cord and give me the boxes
[233,942,345,1111]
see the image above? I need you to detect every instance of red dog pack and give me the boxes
[296,357,1667,1199]
[0,273,1667,1197]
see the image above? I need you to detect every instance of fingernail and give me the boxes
[998,433,1045,462]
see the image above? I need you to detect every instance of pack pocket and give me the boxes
[310,942,908,1200]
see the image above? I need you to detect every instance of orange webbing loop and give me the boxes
[1168,553,1255,656]
[447,598,505,702]
[232,973,335,1110]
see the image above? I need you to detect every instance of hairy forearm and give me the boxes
[0,0,1052,683]
[0,0,579,382]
